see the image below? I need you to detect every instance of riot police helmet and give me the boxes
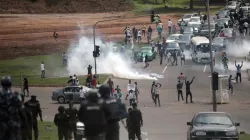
[58,106,65,113]
[99,84,111,99]
[1,76,12,88]
[86,89,99,102]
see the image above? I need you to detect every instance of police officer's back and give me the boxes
[67,101,78,140]
[129,103,143,140]
[0,76,23,140]
[78,90,107,139]
[99,84,121,140]
[21,95,33,140]
[54,106,69,140]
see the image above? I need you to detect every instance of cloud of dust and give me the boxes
[66,36,157,80]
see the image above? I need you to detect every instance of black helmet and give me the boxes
[1,76,12,88]
[99,84,110,99]
[58,106,65,113]
[86,90,99,102]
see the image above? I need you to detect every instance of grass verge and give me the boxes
[0,54,109,86]
[132,0,223,15]
[240,134,250,140]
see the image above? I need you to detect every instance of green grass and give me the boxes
[0,54,109,86]
[38,121,250,140]
[132,0,224,15]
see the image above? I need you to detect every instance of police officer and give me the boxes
[78,90,107,140]
[21,95,33,140]
[67,102,78,140]
[99,84,121,140]
[54,106,69,140]
[0,76,24,140]
[87,65,92,75]
[129,103,143,140]
[24,95,43,140]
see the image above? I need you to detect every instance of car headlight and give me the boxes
[195,131,206,136]
[226,131,237,136]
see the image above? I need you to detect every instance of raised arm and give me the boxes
[190,77,195,85]
[235,61,237,67]
[241,61,243,68]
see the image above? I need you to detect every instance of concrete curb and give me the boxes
[247,69,250,81]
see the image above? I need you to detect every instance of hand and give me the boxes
[193,76,195,79]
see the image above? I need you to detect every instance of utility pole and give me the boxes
[206,0,217,112]
[93,15,148,76]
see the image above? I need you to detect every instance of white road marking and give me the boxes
[203,65,207,72]
[162,66,167,73]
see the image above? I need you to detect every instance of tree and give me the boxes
[190,0,193,9]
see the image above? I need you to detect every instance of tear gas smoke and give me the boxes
[183,50,192,60]
[67,36,158,80]
[214,61,250,72]
[226,40,250,57]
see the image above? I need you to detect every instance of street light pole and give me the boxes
[206,0,217,112]
[93,15,149,76]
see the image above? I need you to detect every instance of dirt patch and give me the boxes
[0,13,179,59]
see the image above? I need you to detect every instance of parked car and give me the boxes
[184,26,194,34]
[187,23,201,35]
[226,1,238,10]
[199,23,216,37]
[177,13,200,26]
[215,18,230,28]
[188,17,202,25]
[137,46,156,62]
[76,122,85,140]
[166,34,182,43]
[216,9,230,19]
[178,34,194,50]
[212,37,226,51]
[166,41,182,55]
[51,85,91,104]
[187,112,240,140]
[218,28,235,39]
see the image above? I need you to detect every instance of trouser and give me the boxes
[245,27,248,34]
[168,26,171,34]
[138,36,141,43]
[41,70,45,78]
[135,93,139,102]
[158,32,162,38]
[236,73,241,83]
[32,120,39,140]
[181,58,185,66]
[172,58,177,65]
[186,91,193,103]
[63,59,67,66]
[131,126,142,140]
[178,90,184,101]
[106,122,120,140]
[69,121,77,140]
[86,133,105,140]
[58,127,69,140]
[142,30,145,36]
[228,84,234,94]
[151,94,155,102]
[160,57,163,65]
[22,129,31,140]
[166,58,171,64]
[129,99,135,106]
[154,94,161,106]
[23,87,29,96]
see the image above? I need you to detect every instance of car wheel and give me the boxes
[57,96,65,104]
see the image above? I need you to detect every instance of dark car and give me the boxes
[215,18,230,28]
[187,112,240,140]
[178,34,193,50]
[199,23,216,37]
[212,37,226,51]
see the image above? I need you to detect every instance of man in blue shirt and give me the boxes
[235,61,243,83]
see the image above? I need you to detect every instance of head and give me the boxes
[116,85,119,88]
[41,62,44,64]
[180,73,183,75]
[86,90,99,102]
[186,81,190,84]
[182,18,183,21]
[132,102,137,109]
[238,64,240,67]
[1,76,12,90]
[169,19,170,21]
[230,75,232,78]
[135,82,137,85]
[152,81,155,85]
[128,108,133,113]
[63,52,65,54]
[74,74,76,77]
[99,84,111,99]
[58,106,65,113]
[109,77,111,81]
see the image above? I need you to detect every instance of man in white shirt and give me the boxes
[244,21,248,35]
[137,29,142,43]
[62,52,67,66]
[168,19,172,34]
[166,52,171,65]
[80,86,87,102]
[41,62,45,78]
[153,83,161,107]
[180,52,186,66]
[126,90,135,106]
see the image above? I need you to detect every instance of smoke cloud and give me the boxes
[66,36,158,80]
[226,40,250,57]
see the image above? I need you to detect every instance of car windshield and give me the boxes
[189,24,200,28]
[140,48,151,53]
[213,38,224,44]
[167,43,178,48]
[183,14,192,18]
[190,18,200,22]
[167,35,179,40]
[217,19,229,25]
[195,44,209,53]
[222,29,233,34]
[202,24,215,29]
[184,27,193,32]
[179,36,190,41]
[219,10,228,15]
[194,113,233,126]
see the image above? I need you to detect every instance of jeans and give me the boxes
[41,70,45,78]
[154,94,161,106]
[178,90,184,101]
[236,73,241,83]
[186,91,193,103]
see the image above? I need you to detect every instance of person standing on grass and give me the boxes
[23,77,29,97]
[40,62,45,78]
[141,25,146,37]
[62,52,67,66]
[147,26,153,44]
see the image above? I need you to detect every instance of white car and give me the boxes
[177,13,199,25]
[166,34,182,43]
[226,1,237,10]
[188,17,202,25]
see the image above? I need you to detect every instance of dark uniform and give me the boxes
[21,95,33,140]
[24,95,43,140]
[66,102,78,140]
[78,90,107,140]
[54,106,69,140]
[0,76,25,140]
[99,84,123,140]
[126,108,133,140]
[177,81,184,101]
[185,77,195,103]
[88,65,92,75]
[129,103,143,140]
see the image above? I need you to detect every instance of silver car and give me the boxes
[184,26,194,34]
[212,37,226,51]
[51,85,91,104]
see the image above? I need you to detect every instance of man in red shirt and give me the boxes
[91,75,97,88]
